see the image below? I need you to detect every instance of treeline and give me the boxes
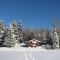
[23,27,60,49]
[0,19,60,49]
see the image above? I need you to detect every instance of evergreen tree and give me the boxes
[53,28,59,48]
[3,28,15,47]
[45,32,53,49]
[0,20,5,47]
[17,20,23,43]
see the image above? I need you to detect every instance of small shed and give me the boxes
[27,39,41,48]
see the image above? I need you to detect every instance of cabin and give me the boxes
[27,39,41,48]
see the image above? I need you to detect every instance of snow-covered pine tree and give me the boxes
[45,31,53,49]
[0,20,5,47]
[17,20,23,43]
[53,28,59,48]
[3,20,19,47]
[10,20,20,47]
[3,28,12,47]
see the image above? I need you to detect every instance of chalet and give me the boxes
[27,39,41,48]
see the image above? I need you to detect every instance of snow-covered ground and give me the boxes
[0,47,60,60]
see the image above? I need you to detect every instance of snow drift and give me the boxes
[0,47,60,60]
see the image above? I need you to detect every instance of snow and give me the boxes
[0,47,45,51]
[0,47,60,60]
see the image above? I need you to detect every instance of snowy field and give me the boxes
[0,47,60,60]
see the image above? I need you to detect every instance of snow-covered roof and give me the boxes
[28,39,41,43]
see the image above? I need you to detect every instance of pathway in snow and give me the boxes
[0,48,60,60]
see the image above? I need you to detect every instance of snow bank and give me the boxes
[0,47,46,51]
[0,47,60,60]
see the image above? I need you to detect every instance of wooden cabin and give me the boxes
[27,39,41,48]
